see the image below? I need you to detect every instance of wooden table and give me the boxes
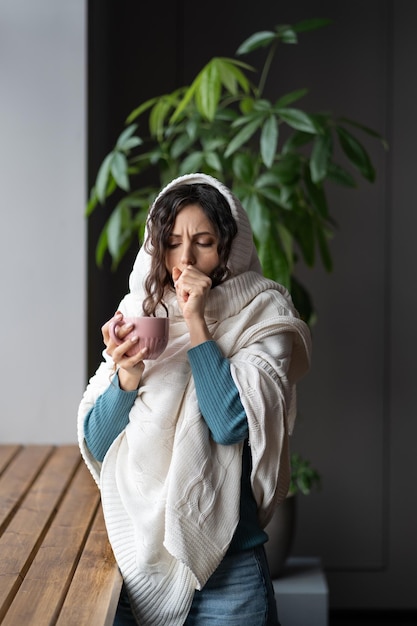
[0,444,122,625]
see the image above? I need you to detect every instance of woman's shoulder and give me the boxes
[244,273,298,317]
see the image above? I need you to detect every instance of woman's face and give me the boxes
[165,204,220,278]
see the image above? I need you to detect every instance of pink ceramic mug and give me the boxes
[109,315,169,359]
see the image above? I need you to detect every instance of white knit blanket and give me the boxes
[78,273,310,625]
[77,173,312,625]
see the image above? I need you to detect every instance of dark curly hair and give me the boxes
[142,183,238,316]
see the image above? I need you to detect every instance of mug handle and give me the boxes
[108,316,124,345]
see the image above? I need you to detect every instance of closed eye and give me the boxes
[166,237,216,248]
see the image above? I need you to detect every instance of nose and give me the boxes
[181,243,195,266]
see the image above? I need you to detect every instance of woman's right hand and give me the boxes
[102,312,148,391]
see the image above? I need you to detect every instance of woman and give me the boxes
[77,173,312,625]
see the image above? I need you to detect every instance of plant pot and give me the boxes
[264,495,296,579]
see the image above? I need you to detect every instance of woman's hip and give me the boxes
[185,544,280,625]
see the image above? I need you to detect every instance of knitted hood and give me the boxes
[128,173,262,297]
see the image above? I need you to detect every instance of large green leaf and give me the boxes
[216,57,252,94]
[276,25,298,44]
[116,124,138,150]
[201,136,227,152]
[95,152,114,203]
[304,166,329,219]
[179,151,204,174]
[149,98,174,140]
[276,89,309,108]
[232,110,261,129]
[310,131,332,183]
[110,152,130,191]
[171,58,250,124]
[120,136,142,151]
[95,227,108,267]
[244,193,270,240]
[107,204,124,259]
[277,222,294,269]
[282,131,314,154]
[240,96,256,115]
[339,116,388,150]
[278,186,296,211]
[293,18,332,33]
[278,108,320,134]
[126,97,159,124]
[204,151,223,172]
[120,191,151,210]
[256,184,287,208]
[336,126,376,182]
[86,187,98,217]
[232,152,255,181]
[236,31,276,55]
[326,162,357,187]
[272,155,301,185]
[171,132,196,159]
[258,233,291,287]
[253,99,275,112]
[255,171,284,188]
[224,117,263,158]
[195,61,221,121]
[260,115,278,167]
[106,202,139,268]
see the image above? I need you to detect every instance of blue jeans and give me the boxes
[114,545,280,625]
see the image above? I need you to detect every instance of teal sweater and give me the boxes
[84,340,267,553]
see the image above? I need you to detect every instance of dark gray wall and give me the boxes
[87,0,417,611]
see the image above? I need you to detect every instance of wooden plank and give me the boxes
[0,445,21,475]
[0,445,81,622]
[1,459,100,625]
[56,504,123,626]
[0,444,54,535]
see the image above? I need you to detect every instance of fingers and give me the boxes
[172,266,182,283]
[110,341,149,371]
[102,313,134,347]
[113,344,148,390]
[102,311,122,342]
[114,321,134,340]
[172,267,212,321]
[173,266,212,296]
[117,344,149,364]
[102,311,148,388]
[103,311,145,363]
[108,330,148,359]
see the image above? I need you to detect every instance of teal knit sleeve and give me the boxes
[187,340,248,445]
[83,373,137,462]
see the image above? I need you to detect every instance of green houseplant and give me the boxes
[86,17,384,570]
[87,17,385,324]
[289,452,321,496]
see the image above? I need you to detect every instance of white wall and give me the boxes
[0,0,86,443]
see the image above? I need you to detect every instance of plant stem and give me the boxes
[258,40,278,97]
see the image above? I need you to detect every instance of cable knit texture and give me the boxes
[77,173,312,626]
